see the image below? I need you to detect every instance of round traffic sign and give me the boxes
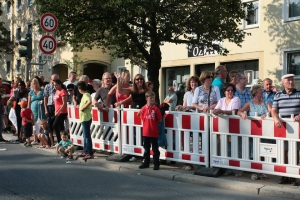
[40,13,58,32]
[39,35,57,54]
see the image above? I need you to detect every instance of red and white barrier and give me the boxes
[210,114,300,178]
[68,106,120,153]
[162,111,209,167]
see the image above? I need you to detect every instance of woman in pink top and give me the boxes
[213,83,241,115]
[106,70,132,108]
[52,79,68,143]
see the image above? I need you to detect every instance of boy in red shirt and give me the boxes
[19,99,34,147]
[138,91,162,170]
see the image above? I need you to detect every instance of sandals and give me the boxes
[37,145,45,149]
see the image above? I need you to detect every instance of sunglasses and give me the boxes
[135,78,143,81]
[226,89,234,92]
[206,76,213,79]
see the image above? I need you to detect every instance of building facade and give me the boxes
[158,0,300,100]
[0,0,126,82]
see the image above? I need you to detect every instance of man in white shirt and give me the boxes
[163,87,177,110]
[63,71,78,87]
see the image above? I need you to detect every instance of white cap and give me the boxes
[281,74,295,80]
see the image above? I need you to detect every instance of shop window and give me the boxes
[286,51,300,75]
[243,0,259,29]
[284,0,300,21]
[195,64,215,77]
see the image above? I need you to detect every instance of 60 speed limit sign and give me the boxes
[40,13,58,32]
[39,35,57,54]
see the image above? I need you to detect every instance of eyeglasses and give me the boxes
[226,89,234,92]
[135,78,143,81]
[206,76,213,79]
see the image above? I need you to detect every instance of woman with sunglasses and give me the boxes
[52,79,68,143]
[192,71,221,112]
[213,83,241,115]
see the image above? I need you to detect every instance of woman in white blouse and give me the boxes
[192,71,221,112]
[176,76,200,112]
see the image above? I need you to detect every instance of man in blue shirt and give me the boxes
[163,87,177,110]
[212,65,228,97]
[234,73,252,107]
[262,78,277,106]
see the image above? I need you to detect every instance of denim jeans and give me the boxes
[82,119,93,155]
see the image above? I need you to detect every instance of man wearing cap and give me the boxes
[272,74,300,186]
[212,65,228,97]
[63,71,78,87]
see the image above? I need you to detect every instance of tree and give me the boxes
[35,0,250,101]
[0,2,15,57]
[63,55,87,75]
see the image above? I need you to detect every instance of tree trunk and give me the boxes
[147,41,162,103]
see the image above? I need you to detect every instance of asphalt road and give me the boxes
[0,143,290,200]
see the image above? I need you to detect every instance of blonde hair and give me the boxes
[199,71,213,84]
[31,78,40,90]
[120,70,130,86]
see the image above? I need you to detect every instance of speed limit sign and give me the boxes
[39,35,57,54]
[40,13,58,32]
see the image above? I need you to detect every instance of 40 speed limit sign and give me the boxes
[39,35,57,54]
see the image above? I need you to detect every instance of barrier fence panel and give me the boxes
[68,105,120,154]
[210,114,300,178]
[121,108,144,157]
[162,111,210,167]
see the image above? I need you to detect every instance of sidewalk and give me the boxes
[2,132,300,199]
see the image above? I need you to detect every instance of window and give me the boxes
[284,0,300,21]
[7,30,11,41]
[27,24,32,34]
[17,0,22,11]
[243,0,259,29]
[27,0,33,7]
[16,27,21,41]
[6,1,11,14]
[6,61,11,75]
[286,52,300,75]
[16,59,21,73]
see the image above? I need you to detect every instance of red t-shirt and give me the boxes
[0,85,10,105]
[140,104,162,138]
[53,89,68,114]
[20,108,33,125]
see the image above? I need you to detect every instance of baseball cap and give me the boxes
[281,74,295,81]
[18,98,28,107]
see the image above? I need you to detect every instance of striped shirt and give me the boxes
[44,83,56,106]
[272,89,300,118]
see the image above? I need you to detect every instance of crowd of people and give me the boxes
[0,66,299,184]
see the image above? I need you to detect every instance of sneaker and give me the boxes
[23,142,28,147]
[153,165,160,170]
[129,157,137,162]
[66,155,73,160]
[251,174,258,180]
[139,163,149,169]
[259,173,267,180]
[31,141,38,145]
[83,154,94,159]
[290,178,299,186]
[79,151,87,157]
[24,143,32,147]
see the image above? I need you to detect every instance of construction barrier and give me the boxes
[68,105,120,153]
[210,114,300,178]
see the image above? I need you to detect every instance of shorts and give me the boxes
[22,123,33,138]
[58,145,75,153]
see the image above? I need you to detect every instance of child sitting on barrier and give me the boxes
[56,131,74,160]
[138,91,162,170]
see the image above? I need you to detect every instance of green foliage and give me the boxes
[63,55,87,75]
[0,2,15,57]
[35,0,249,100]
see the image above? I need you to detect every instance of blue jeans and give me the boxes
[82,119,93,155]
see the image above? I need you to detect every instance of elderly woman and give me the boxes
[91,79,101,101]
[237,84,268,180]
[176,76,200,112]
[192,71,221,112]
[213,83,241,115]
